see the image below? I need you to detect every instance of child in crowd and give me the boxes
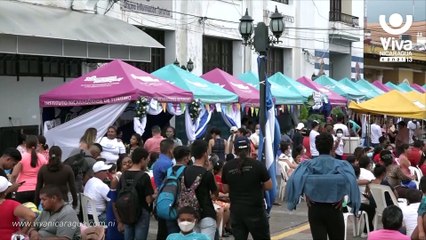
[166,206,210,240]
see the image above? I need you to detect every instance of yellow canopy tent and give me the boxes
[403,91,426,105]
[349,90,426,119]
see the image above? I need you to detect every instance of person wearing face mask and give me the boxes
[279,142,297,176]
[166,206,209,240]
[334,129,345,160]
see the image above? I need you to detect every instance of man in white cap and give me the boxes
[292,123,305,151]
[83,161,112,224]
[227,126,239,154]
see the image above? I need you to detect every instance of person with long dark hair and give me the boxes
[10,135,47,203]
[34,146,77,208]
[222,136,272,240]
[127,133,143,156]
[37,135,49,160]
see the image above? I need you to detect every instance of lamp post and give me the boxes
[239,6,284,161]
[173,58,194,72]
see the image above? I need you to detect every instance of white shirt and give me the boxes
[98,137,126,164]
[408,121,419,144]
[309,129,320,157]
[250,132,260,147]
[370,123,382,144]
[334,135,344,156]
[359,168,375,204]
[83,177,110,215]
[401,202,420,237]
[333,123,349,137]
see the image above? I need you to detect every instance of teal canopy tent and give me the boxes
[314,75,365,101]
[238,72,305,104]
[385,82,407,92]
[152,64,238,104]
[268,72,314,102]
[340,78,374,99]
[355,79,385,97]
[398,82,418,92]
[423,84,426,90]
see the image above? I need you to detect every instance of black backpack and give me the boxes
[116,171,145,225]
[64,150,88,178]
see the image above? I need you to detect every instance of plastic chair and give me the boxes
[80,193,100,227]
[344,198,370,240]
[409,166,422,181]
[368,184,401,230]
[277,161,289,201]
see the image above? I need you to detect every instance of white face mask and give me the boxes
[178,221,196,233]
[255,129,260,135]
[366,152,373,158]
[336,133,343,138]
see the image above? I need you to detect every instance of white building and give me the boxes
[0,0,364,129]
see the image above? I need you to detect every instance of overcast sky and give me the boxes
[367,0,426,22]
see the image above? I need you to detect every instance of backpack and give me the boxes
[177,171,204,213]
[155,166,186,220]
[64,150,88,178]
[115,171,145,225]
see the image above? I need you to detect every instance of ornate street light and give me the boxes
[187,59,194,72]
[269,6,285,41]
[239,8,254,45]
[238,6,285,162]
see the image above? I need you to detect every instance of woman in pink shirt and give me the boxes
[10,135,47,203]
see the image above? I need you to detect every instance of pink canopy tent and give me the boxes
[411,83,426,93]
[201,68,260,106]
[372,80,392,92]
[40,59,193,107]
[297,76,347,106]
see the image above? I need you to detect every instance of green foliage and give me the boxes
[308,113,325,123]
[299,105,309,122]
[331,107,344,119]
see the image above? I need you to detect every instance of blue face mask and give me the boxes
[367,152,373,158]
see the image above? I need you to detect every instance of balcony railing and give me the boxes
[329,11,359,27]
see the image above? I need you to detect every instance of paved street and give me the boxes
[147,200,369,240]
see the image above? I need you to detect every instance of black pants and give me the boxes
[360,203,375,233]
[15,190,35,204]
[308,203,344,240]
[335,154,343,160]
[231,208,270,240]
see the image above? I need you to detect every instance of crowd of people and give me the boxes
[0,115,424,240]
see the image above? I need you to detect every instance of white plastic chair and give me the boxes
[409,166,422,181]
[369,184,403,230]
[344,197,370,240]
[277,161,289,201]
[80,193,100,227]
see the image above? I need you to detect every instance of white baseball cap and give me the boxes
[92,161,112,173]
[0,176,12,193]
[296,123,305,130]
[230,126,238,133]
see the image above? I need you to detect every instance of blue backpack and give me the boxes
[155,166,186,220]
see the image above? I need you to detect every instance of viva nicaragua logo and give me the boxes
[378,13,413,62]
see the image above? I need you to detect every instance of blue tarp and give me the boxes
[238,72,305,104]
[152,64,238,104]
[314,75,366,101]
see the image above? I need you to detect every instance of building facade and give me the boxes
[0,0,365,128]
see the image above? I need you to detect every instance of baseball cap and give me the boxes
[296,123,305,130]
[230,126,238,133]
[92,161,112,173]
[234,136,250,150]
[0,176,12,193]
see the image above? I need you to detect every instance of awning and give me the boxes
[0,1,164,62]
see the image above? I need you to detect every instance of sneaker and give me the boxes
[361,233,368,238]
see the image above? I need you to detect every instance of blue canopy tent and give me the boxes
[340,78,375,99]
[385,82,407,92]
[153,64,239,141]
[268,72,314,102]
[238,72,306,104]
[398,82,418,92]
[314,75,365,101]
[355,79,385,97]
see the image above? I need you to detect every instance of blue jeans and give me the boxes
[125,209,150,240]
[194,217,216,240]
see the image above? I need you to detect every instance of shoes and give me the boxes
[222,232,230,237]
[360,233,368,238]
[273,202,282,206]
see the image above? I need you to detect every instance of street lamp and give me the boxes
[173,58,194,72]
[239,6,284,161]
